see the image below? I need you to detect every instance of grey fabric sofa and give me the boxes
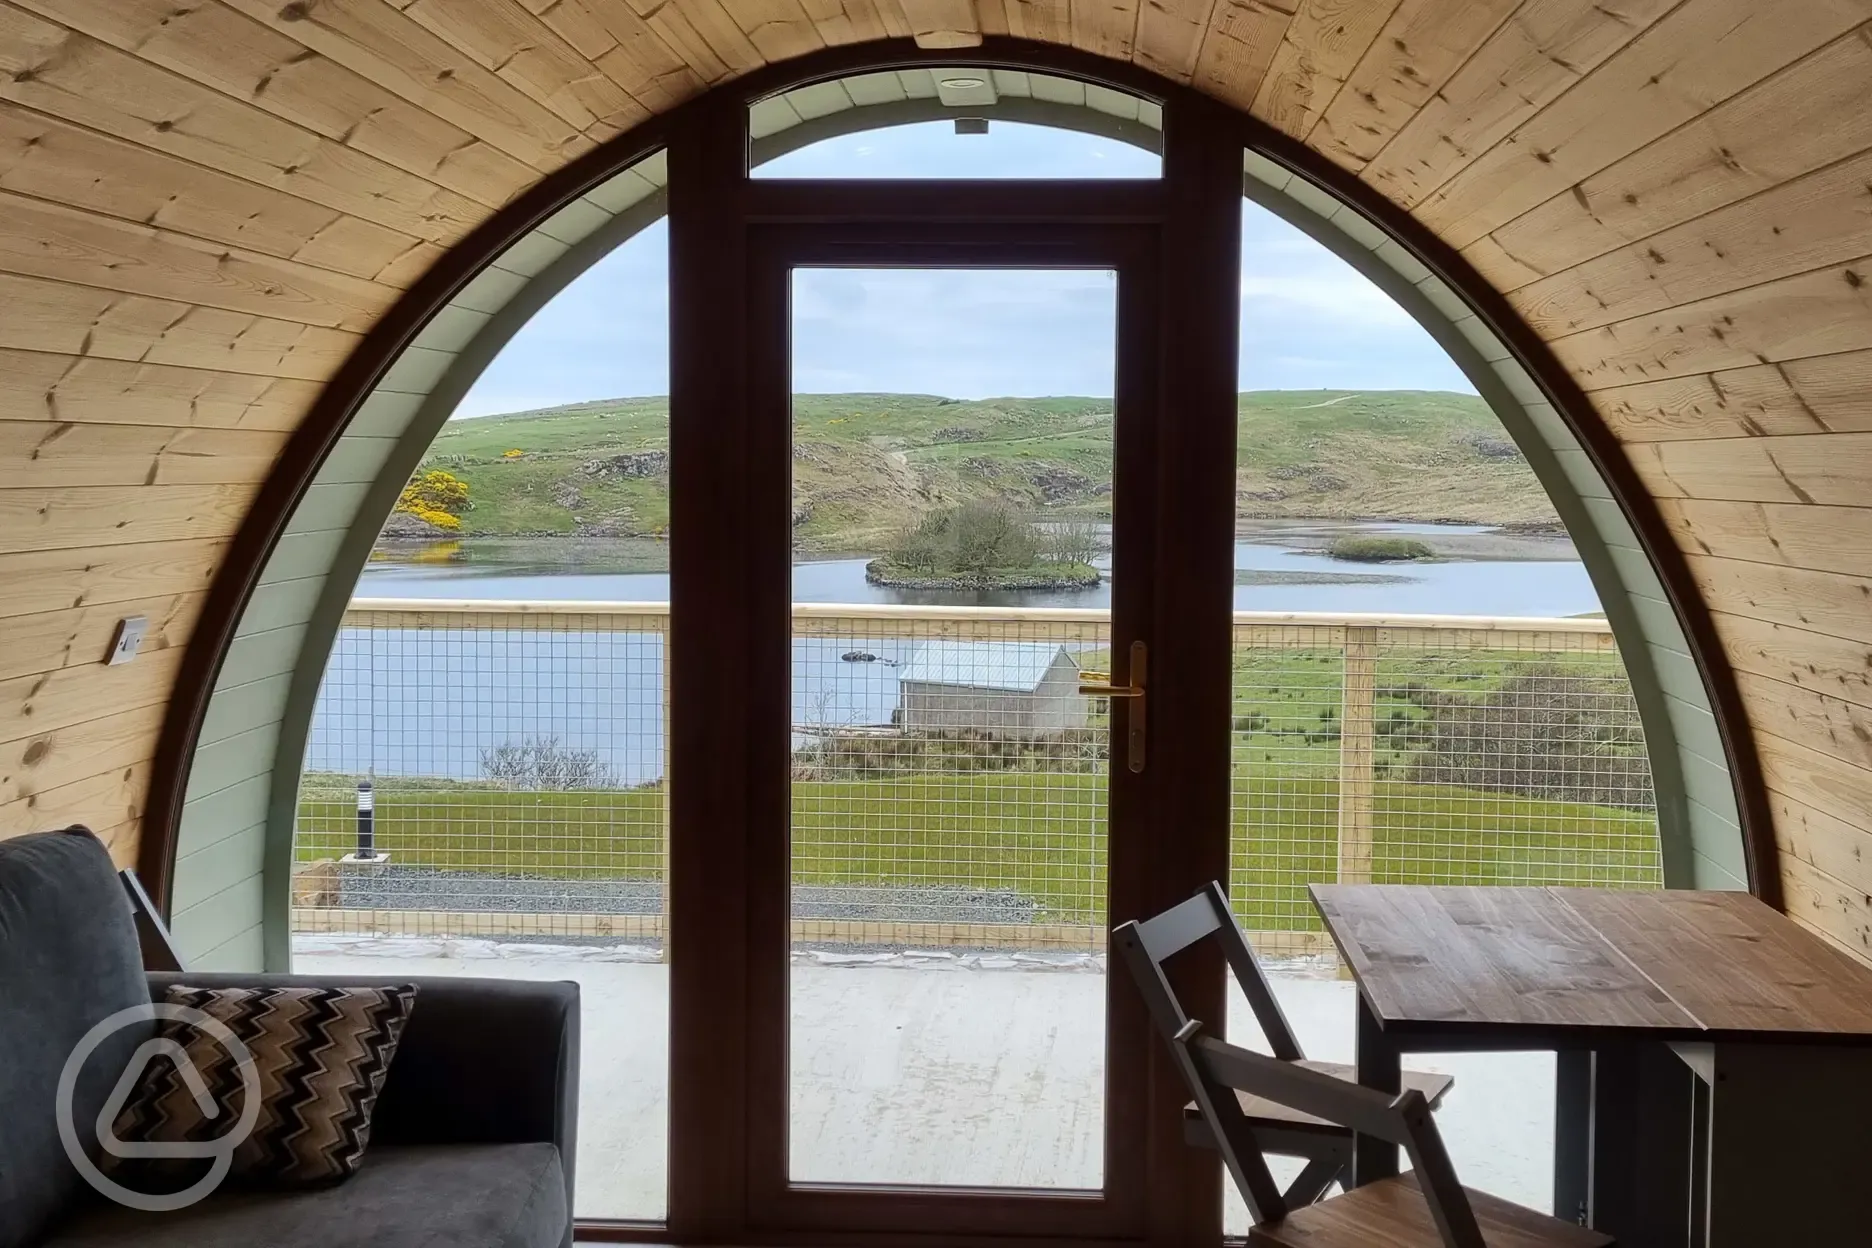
[0,828,579,1248]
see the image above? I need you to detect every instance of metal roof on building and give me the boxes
[897,642,1077,692]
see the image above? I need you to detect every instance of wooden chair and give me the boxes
[1112,881,1452,1205]
[1172,1019,1612,1247]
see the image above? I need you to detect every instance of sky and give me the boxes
[452,121,1475,419]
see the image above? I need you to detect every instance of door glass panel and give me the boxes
[787,267,1118,1189]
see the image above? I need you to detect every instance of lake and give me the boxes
[309,522,1603,785]
[357,521,1601,617]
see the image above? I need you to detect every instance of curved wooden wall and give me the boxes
[1,0,1869,962]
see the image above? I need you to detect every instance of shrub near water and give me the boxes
[1326,534,1433,562]
[871,499,1102,585]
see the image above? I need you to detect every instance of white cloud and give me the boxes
[1239,273,1416,327]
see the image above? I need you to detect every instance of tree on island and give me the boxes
[868,500,1103,588]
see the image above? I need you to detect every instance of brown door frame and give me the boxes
[744,223,1158,1241]
[663,81,1244,1248]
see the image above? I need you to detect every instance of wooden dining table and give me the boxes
[1309,884,1872,1248]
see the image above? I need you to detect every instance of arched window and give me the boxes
[170,57,1743,1243]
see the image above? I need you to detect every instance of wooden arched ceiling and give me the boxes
[2,0,1870,960]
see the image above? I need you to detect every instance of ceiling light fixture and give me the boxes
[938,76,988,90]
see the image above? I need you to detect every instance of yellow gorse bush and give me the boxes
[394,469,470,531]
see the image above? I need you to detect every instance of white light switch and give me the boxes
[108,616,149,666]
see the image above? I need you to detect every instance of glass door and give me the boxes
[741,227,1162,1237]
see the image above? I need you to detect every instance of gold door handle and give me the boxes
[1078,640,1146,773]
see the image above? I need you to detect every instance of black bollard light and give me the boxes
[356,778,376,860]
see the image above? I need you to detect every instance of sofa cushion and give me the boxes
[0,829,152,1248]
[112,983,417,1186]
[44,1142,568,1248]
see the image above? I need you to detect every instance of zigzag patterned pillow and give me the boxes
[112,983,418,1186]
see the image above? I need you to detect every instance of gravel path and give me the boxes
[338,866,1044,925]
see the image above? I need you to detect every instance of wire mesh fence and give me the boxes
[1226,617,1660,944]
[295,604,669,944]
[293,603,1659,951]
[788,609,1110,951]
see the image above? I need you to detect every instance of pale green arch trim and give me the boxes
[169,71,1741,972]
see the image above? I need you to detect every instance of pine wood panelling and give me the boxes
[717,0,828,62]
[0,190,400,331]
[1772,789,1872,901]
[0,483,255,554]
[0,349,319,431]
[1511,149,1872,338]
[1626,433,1872,507]
[1190,0,1297,112]
[1483,25,1872,283]
[1307,0,1518,169]
[392,0,651,136]
[0,757,150,837]
[1131,0,1220,81]
[0,539,224,621]
[0,594,200,684]
[215,0,591,169]
[520,0,711,108]
[1595,353,1872,443]
[1001,0,1074,48]
[1693,557,1872,649]
[1713,610,1872,713]
[1551,258,1872,391]
[0,701,165,808]
[0,644,183,743]
[0,7,496,243]
[1737,672,1872,775]
[1251,0,1403,142]
[0,109,422,280]
[13,0,535,208]
[621,0,764,83]
[1069,0,1138,60]
[1359,0,1680,206]
[1758,731,1872,859]
[1779,851,1872,957]
[900,0,985,49]
[1660,498,1872,579]
[0,422,288,488]
[0,274,360,381]
[1419,0,1872,251]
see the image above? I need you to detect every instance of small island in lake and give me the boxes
[1325,534,1435,563]
[864,500,1104,591]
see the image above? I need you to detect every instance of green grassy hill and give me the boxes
[416,390,1557,548]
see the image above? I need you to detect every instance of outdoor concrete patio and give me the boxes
[296,937,1552,1229]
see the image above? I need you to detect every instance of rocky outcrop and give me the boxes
[582,449,668,479]
[379,510,455,540]
[864,558,1102,590]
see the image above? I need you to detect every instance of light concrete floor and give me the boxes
[297,940,1551,1229]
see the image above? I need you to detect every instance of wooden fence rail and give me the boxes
[310,600,1630,937]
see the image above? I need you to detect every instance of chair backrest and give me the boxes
[1111,881,1303,1062]
[1174,1020,1486,1248]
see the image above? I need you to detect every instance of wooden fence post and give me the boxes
[661,614,674,964]
[1338,626,1378,884]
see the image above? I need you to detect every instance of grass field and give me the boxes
[297,640,1658,934]
[414,390,1560,549]
[296,771,1657,932]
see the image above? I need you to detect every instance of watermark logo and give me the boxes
[56,1003,261,1212]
